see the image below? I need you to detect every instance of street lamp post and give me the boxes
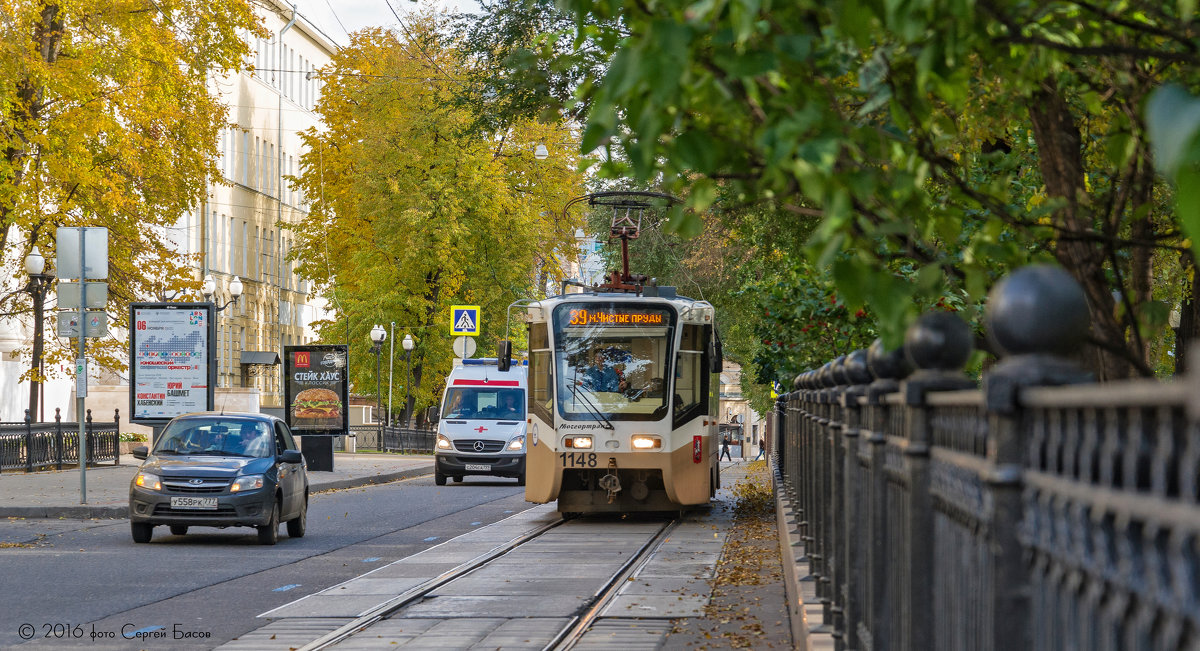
[370,325,386,429]
[23,247,54,422]
[402,334,414,428]
[202,274,243,388]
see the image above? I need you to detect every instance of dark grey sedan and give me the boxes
[128,412,308,545]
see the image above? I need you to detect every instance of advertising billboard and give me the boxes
[283,345,349,434]
[129,303,216,422]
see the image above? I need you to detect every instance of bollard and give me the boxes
[24,409,33,472]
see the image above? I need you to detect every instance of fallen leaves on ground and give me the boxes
[672,461,786,648]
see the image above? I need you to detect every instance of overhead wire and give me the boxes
[322,0,351,37]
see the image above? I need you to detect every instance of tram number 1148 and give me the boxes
[560,452,597,468]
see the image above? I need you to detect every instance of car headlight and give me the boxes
[436,434,453,450]
[135,472,161,491]
[507,435,525,451]
[230,474,264,493]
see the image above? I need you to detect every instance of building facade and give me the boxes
[179,1,336,408]
[718,362,763,455]
[0,1,337,422]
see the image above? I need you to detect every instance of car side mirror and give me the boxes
[132,446,149,460]
[498,340,512,371]
[279,449,303,464]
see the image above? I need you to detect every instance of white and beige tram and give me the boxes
[513,290,722,516]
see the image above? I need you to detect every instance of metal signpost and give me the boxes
[56,227,108,504]
[451,305,480,362]
[450,305,480,337]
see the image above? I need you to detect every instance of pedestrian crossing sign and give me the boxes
[451,305,480,336]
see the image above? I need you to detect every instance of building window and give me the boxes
[241,130,248,186]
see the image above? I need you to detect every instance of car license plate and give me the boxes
[170,496,218,510]
[464,464,491,472]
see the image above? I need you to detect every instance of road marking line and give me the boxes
[274,584,302,592]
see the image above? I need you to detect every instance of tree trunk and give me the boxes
[1,3,65,257]
[1175,256,1200,375]
[1028,81,1133,379]
[1129,168,1156,364]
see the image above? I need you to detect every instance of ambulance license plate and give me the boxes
[464,464,491,472]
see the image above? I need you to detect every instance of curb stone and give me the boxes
[0,465,432,520]
[773,457,835,650]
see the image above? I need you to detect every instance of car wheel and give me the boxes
[435,468,446,486]
[517,473,526,487]
[169,525,188,536]
[131,522,153,544]
[286,496,307,538]
[257,501,280,545]
[452,475,463,483]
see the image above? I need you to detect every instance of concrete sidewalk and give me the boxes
[0,452,434,519]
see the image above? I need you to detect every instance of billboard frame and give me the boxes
[283,344,350,436]
[128,302,217,425]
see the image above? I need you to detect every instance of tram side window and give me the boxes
[529,323,554,425]
[674,324,710,427]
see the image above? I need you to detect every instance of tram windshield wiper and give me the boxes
[570,380,615,431]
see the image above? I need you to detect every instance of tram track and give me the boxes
[296,515,680,651]
[543,518,679,650]
[296,517,566,651]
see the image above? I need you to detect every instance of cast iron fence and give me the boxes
[0,408,121,473]
[347,423,436,453]
[772,265,1200,651]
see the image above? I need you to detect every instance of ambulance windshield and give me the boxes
[441,387,525,420]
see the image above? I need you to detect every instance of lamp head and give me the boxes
[24,247,45,276]
[534,143,549,160]
[370,324,386,344]
[202,274,216,298]
[402,334,414,351]
[229,275,244,298]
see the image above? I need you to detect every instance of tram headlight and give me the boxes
[436,434,453,450]
[507,435,525,451]
[631,435,661,450]
[564,436,593,450]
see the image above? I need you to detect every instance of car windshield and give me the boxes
[441,387,525,420]
[153,419,273,458]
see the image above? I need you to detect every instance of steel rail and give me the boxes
[298,517,566,651]
[543,517,681,650]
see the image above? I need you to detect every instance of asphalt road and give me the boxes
[0,474,528,649]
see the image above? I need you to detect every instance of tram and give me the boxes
[500,192,722,516]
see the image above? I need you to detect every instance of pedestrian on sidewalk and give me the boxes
[753,435,765,461]
[720,435,732,461]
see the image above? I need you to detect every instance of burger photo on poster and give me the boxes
[293,387,341,422]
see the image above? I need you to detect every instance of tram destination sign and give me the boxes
[563,307,668,327]
[128,303,216,423]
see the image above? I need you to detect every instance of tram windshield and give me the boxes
[552,303,675,421]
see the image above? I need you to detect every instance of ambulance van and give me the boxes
[434,358,528,486]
